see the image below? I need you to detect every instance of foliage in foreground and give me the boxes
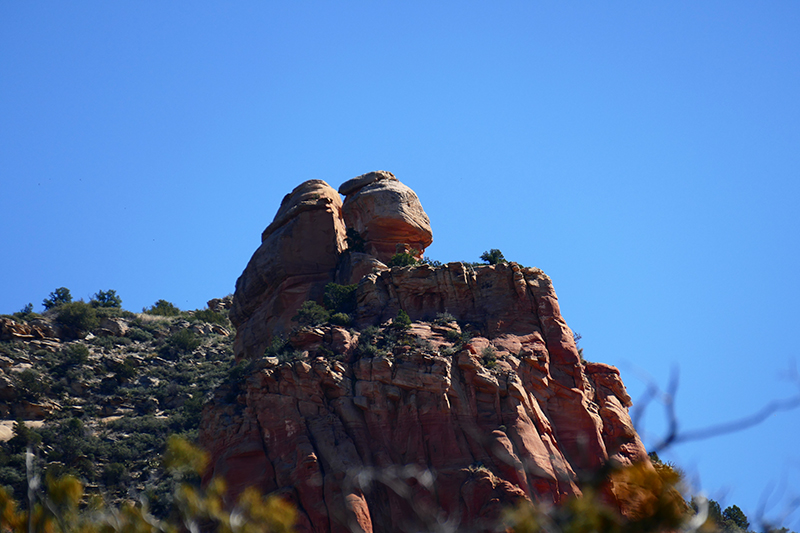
[0,445,761,533]
[0,437,295,533]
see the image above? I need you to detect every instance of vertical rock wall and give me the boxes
[207,173,651,532]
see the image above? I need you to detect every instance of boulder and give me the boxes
[340,171,433,264]
[96,318,129,337]
[207,295,233,312]
[230,180,346,359]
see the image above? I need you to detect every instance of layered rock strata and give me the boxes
[230,172,433,360]
[203,173,649,532]
[200,265,646,532]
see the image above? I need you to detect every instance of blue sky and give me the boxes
[2,2,799,527]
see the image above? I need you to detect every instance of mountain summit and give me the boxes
[199,172,651,533]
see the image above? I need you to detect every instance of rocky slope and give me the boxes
[199,171,651,533]
[0,300,235,515]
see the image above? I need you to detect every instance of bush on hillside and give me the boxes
[42,287,72,310]
[433,312,456,325]
[420,257,443,267]
[388,251,420,267]
[329,312,352,327]
[127,327,154,343]
[91,289,122,308]
[292,301,330,327]
[60,344,89,367]
[12,303,40,322]
[394,309,412,330]
[56,301,99,335]
[145,299,181,316]
[14,369,48,401]
[190,308,228,325]
[323,283,357,314]
[160,329,201,358]
[480,249,506,265]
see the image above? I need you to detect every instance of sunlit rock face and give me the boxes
[206,172,650,533]
[339,170,433,265]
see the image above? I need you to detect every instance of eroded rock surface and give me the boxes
[203,266,648,532]
[206,173,650,532]
[340,171,433,264]
[230,180,346,359]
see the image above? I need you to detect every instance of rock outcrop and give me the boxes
[339,171,433,264]
[202,173,650,533]
[231,172,434,360]
[230,180,347,359]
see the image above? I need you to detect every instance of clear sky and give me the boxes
[2,2,799,528]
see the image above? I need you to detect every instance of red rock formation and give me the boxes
[229,180,346,360]
[203,174,650,532]
[339,171,433,265]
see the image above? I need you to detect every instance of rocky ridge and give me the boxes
[199,172,651,533]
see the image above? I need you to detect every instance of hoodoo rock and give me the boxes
[229,180,346,360]
[201,172,651,533]
[339,171,433,264]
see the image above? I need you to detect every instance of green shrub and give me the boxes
[56,301,99,335]
[161,329,201,357]
[354,326,386,359]
[91,289,122,308]
[292,301,329,327]
[433,312,456,325]
[190,308,228,325]
[61,344,89,367]
[127,327,154,343]
[480,249,506,265]
[109,356,138,380]
[7,419,42,453]
[482,345,497,368]
[228,360,254,393]
[12,303,40,322]
[388,251,419,267]
[394,309,412,330]
[16,368,47,401]
[444,329,462,342]
[323,283,357,314]
[345,228,366,253]
[101,462,128,487]
[420,257,443,267]
[145,299,181,316]
[722,504,749,531]
[130,317,169,335]
[329,313,352,327]
[91,335,131,350]
[42,287,72,310]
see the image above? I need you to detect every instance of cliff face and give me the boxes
[200,172,649,533]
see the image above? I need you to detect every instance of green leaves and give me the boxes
[43,287,72,310]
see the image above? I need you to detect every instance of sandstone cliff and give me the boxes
[200,172,649,533]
